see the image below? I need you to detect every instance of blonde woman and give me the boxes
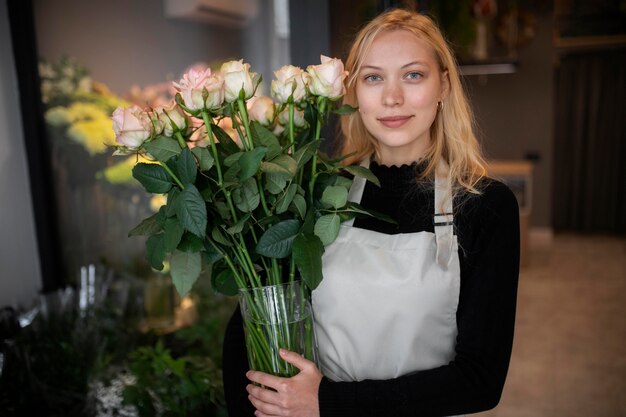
[224,8,520,417]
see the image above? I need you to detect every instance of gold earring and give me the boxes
[437,101,444,112]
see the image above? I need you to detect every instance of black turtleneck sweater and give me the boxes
[222,161,520,417]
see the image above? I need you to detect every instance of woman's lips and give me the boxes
[378,115,413,128]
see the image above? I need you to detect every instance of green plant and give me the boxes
[122,341,226,417]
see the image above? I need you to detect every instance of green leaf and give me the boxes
[276,183,297,214]
[170,250,201,297]
[132,163,173,193]
[203,242,223,264]
[238,147,267,181]
[264,172,287,195]
[144,136,182,162]
[320,185,348,209]
[211,226,232,246]
[212,124,241,155]
[178,233,205,253]
[128,213,162,237]
[212,268,239,296]
[191,146,214,171]
[293,140,320,169]
[292,233,324,289]
[146,234,166,270]
[314,213,341,246]
[260,154,297,179]
[174,184,207,237]
[290,194,307,219]
[255,219,301,258]
[163,218,184,252]
[232,178,260,213]
[166,188,180,217]
[226,213,251,235]
[343,165,381,187]
[250,121,281,159]
[224,151,243,167]
[334,176,353,190]
[346,202,397,224]
[177,147,197,185]
[332,103,358,115]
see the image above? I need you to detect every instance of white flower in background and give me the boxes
[278,107,306,128]
[248,96,275,126]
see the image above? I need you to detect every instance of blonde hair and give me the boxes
[340,8,487,195]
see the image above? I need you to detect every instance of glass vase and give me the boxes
[239,280,318,377]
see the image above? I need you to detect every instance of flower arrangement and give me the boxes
[111,56,381,298]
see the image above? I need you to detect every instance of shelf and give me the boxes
[459,59,518,76]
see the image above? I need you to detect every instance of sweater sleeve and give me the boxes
[318,181,520,417]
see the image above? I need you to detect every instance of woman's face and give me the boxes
[356,30,448,166]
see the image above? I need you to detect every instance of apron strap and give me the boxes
[344,158,370,227]
[434,161,455,269]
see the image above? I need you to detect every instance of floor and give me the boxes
[475,233,626,417]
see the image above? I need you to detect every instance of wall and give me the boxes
[0,1,43,308]
[466,12,554,230]
[33,0,243,95]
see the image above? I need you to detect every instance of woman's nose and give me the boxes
[382,82,403,107]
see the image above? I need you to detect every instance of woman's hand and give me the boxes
[246,348,323,417]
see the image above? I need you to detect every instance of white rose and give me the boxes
[306,55,348,99]
[248,96,275,126]
[157,103,188,137]
[112,105,153,149]
[221,60,257,103]
[271,65,310,104]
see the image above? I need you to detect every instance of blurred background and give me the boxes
[1,0,624,416]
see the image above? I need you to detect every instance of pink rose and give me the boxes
[220,60,257,103]
[173,67,224,111]
[112,105,152,149]
[248,96,275,126]
[278,107,306,128]
[271,65,310,104]
[306,55,348,100]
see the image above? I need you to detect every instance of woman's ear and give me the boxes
[441,70,450,101]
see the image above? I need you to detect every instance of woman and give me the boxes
[223,8,520,417]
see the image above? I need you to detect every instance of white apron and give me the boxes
[313,159,461,385]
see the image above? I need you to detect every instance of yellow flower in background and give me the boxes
[149,194,167,212]
[67,118,115,155]
[97,153,157,184]
[44,106,72,126]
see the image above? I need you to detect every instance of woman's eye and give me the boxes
[406,72,423,80]
[364,74,382,82]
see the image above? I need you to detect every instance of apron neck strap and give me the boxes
[434,160,455,269]
[344,158,370,227]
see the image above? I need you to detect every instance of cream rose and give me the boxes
[306,55,348,99]
[112,105,152,149]
[157,103,189,137]
[271,65,310,104]
[248,96,275,126]
[221,60,257,103]
[173,67,224,111]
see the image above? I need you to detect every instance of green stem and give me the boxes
[237,99,254,150]
[308,98,327,203]
[288,102,295,155]
[201,112,224,188]
[174,131,187,149]
[159,161,184,189]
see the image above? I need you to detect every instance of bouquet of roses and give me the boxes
[111,56,381,375]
